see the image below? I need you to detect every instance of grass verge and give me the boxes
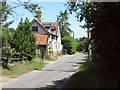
[2,58,45,77]
[45,54,64,61]
[64,59,120,88]
[2,54,65,77]
[64,61,99,88]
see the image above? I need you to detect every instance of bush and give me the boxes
[62,36,76,54]
[77,39,88,52]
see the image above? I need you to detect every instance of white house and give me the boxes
[30,8,62,56]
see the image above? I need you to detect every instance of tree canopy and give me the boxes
[57,10,72,38]
[12,18,37,60]
[66,2,120,87]
[0,0,39,27]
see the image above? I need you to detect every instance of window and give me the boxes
[49,42,52,48]
[52,35,55,39]
[32,26,38,31]
[58,42,60,49]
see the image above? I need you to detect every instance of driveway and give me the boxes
[2,52,87,89]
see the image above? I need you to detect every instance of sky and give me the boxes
[7,2,87,39]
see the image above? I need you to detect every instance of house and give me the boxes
[30,8,62,56]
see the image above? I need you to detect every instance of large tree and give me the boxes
[12,18,37,60]
[57,10,72,39]
[66,2,120,87]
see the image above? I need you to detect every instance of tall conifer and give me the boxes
[13,18,36,60]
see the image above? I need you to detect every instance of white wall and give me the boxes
[47,26,62,52]
[57,26,62,52]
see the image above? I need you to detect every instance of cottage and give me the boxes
[30,8,62,56]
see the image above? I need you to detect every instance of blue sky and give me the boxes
[7,2,87,38]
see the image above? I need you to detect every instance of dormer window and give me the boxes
[32,26,38,31]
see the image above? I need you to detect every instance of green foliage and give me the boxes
[2,58,45,77]
[77,39,88,52]
[66,2,120,87]
[48,50,53,54]
[57,10,72,38]
[2,28,14,68]
[12,18,37,60]
[44,53,51,60]
[0,1,38,26]
[1,1,12,23]
[9,28,15,34]
[2,20,14,28]
[65,59,120,88]
[62,36,76,54]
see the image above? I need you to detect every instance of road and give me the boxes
[2,52,87,89]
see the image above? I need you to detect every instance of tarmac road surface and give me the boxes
[2,52,87,89]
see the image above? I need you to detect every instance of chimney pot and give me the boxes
[37,7,42,22]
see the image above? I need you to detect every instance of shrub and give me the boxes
[62,36,76,54]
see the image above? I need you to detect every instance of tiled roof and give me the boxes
[34,34,48,45]
[42,22,58,35]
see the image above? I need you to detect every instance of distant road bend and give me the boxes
[2,52,87,89]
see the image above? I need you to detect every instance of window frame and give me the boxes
[32,26,38,32]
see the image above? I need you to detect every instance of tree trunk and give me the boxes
[87,24,92,61]
[5,57,9,69]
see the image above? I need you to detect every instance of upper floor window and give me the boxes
[52,35,55,39]
[32,26,38,31]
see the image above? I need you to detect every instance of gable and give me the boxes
[31,19,48,35]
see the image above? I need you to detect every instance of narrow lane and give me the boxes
[2,52,87,88]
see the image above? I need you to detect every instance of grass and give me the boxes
[44,54,64,61]
[64,59,120,88]
[2,54,65,77]
[64,61,98,88]
[2,57,45,77]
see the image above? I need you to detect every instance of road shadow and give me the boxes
[2,78,70,90]
[40,77,69,89]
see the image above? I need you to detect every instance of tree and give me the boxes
[0,0,39,27]
[66,2,120,87]
[57,10,72,39]
[12,18,37,60]
[2,28,13,69]
[62,36,76,54]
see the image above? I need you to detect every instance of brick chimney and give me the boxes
[37,7,42,22]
